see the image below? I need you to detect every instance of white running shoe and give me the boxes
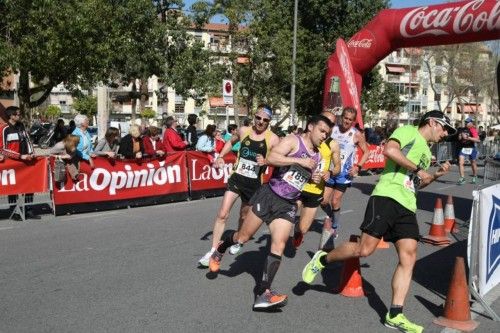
[229,243,242,255]
[198,250,214,267]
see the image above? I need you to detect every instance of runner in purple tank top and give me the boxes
[208,115,333,310]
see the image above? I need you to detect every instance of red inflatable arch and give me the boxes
[323,0,500,128]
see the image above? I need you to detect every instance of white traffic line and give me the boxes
[340,209,353,215]
[0,226,17,231]
[60,211,120,222]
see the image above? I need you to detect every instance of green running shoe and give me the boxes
[470,176,477,184]
[384,313,423,333]
[302,250,327,284]
[457,177,466,185]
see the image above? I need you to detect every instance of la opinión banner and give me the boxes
[0,157,48,195]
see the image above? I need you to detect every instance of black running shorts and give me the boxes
[360,196,419,242]
[325,181,351,192]
[227,174,261,203]
[250,184,297,225]
[300,191,323,208]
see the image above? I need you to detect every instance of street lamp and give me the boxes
[290,0,298,125]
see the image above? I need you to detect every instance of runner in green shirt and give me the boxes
[301,110,456,333]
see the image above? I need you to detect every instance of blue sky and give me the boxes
[183,0,451,22]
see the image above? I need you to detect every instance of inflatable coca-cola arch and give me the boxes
[323,0,500,128]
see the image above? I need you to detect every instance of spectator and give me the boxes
[94,127,120,158]
[52,118,67,145]
[163,116,187,152]
[196,124,216,153]
[242,118,251,127]
[68,119,76,134]
[478,125,486,142]
[223,124,240,153]
[72,114,95,169]
[0,106,39,220]
[50,134,80,182]
[287,125,298,135]
[118,125,144,159]
[143,126,165,158]
[186,114,199,150]
[214,129,225,154]
[0,153,4,162]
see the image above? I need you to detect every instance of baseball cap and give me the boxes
[465,117,474,123]
[419,110,456,135]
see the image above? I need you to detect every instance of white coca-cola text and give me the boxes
[58,161,181,195]
[338,44,361,113]
[1,169,15,186]
[400,0,500,38]
[347,38,373,48]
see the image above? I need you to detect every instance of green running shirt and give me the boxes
[372,126,431,213]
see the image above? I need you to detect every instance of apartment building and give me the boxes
[373,46,496,128]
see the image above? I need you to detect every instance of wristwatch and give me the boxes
[356,164,362,169]
[414,166,422,174]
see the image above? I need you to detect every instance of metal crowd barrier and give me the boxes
[483,159,500,184]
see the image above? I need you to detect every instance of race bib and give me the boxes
[461,148,473,155]
[403,174,416,193]
[236,158,259,179]
[283,165,311,191]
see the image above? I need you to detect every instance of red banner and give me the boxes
[0,157,48,195]
[53,153,188,206]
[187,151,236,194]
[355,144,386,169]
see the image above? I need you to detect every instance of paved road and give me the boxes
[0,166,498,332]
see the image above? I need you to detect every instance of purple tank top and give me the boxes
[269,135,321,200]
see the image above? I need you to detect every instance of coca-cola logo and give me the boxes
[1,168,16,186]
[58,161,182,195]
[400,0,500,38]
[347,38,373,49]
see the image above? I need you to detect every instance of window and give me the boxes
[174,103,185,113]
[422,88,427,96]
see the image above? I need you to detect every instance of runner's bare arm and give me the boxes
[217,127,244,159]
[329,140,341,176]
[355,131,370,167]
[260,133,281,165]
[266,135,306,168]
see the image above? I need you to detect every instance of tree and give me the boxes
[38,105,61,122]
[72,95,97,122]
[0,0,173,122]
[141,107,156,119]
[423,42,495,123]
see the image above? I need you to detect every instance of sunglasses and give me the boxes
[255,115,270,123]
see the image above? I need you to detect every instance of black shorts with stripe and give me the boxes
[360,196,419,242]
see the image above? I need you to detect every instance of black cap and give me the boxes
[419,110,456,135]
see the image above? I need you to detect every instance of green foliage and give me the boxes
[45,105,61,119]
[141,107,156,119]
[72,95,97,119]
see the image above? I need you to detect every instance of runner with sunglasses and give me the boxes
[301,110,455,332]
[198,105,280,267]
[209,114,333,310]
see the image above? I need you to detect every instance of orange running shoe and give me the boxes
[209,250,223,273]
[253,289,288,309]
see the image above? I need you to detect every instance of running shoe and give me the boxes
[457,177,466,185]
[198,249,214,267]
[292,230,304,249]
[209,250,223,273]
[470,176,477,184]
[302,250,327,284]
[253,289,288,309]
[229,242,242,255]
[384,313,423,333]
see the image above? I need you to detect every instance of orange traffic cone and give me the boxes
[444,195,459,233]
[433,257,479,331]
[319,217,334,251]
[377,237,390,249]
[421,198,451,246]
[334,235,365,298]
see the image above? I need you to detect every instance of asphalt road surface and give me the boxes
[0,166,498,332]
